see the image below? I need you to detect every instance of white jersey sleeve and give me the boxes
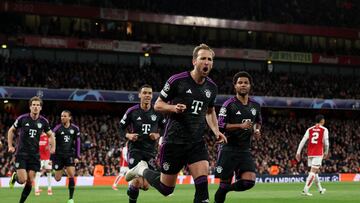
[296,128,310,155]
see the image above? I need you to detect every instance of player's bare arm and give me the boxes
[7,126,16,153]
[154,97,186,113]
[206,107,227,143]
[46,130,56,154]
[253,123,261,139]
[149,132,160,141]
[126,133,139,141]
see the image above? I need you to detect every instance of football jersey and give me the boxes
[120,104,165,155]
[12,113,51,156]
[305,124,329,156]
[53,123,80,157]
[39,133,50,160]
[218,97,262,151]
[159,71,218,144]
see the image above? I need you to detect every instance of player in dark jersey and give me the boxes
[120,84,166,203]
[52,110,80,203]
[126,44,227,203]
[7,96,55,203]
[214,71,262,203]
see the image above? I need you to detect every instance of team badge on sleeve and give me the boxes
[251,108,257,116]
[163,82,170,92]
[204,89,211,98]
[219,107,227,116]
[120,114,127,124]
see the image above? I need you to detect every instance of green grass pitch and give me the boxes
[1,182,359,203]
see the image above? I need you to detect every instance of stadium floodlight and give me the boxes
[1,44,7,49]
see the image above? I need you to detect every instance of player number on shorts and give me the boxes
[311,132,319,144]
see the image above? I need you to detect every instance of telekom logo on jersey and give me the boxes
[142,124,151,134]
[191,100,204,115]
[29,129,37,138]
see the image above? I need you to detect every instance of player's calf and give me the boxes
[127,185,139,203]
[194,175,209,203]
[231,179,255,191]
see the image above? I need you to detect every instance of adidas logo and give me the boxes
[186,89,192,94]
[61,131,64,134]
[25,123,30,126]
[137,116,142,120]
[236,111,241,115]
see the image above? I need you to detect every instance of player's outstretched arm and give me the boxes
[7,126,16,153]
[154,97,186,114]
[47,130,56,154]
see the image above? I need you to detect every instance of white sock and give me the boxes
[47,172,52,190]
[315,174,323,191]
[304,172,315,193]
[35,172,41,191]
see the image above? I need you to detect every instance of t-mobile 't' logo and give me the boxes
[29,129,37,138]
[191,100,204,115]
[142,124,151,134]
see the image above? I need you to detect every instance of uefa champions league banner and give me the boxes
[0,87,359,110]
[255,174,339,183]
[0,174,345,187]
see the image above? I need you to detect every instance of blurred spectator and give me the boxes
[1,57,359,99]
[0,111,359,176]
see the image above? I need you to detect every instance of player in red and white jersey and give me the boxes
[34,133,53,196]
[112,144,129,190]
[296,114,329,196]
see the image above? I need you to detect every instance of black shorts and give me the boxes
[128,150,157,170]
[215,150,255,180]
[15,154,40,172]
[52,154,75,170]
[159,141,209,175]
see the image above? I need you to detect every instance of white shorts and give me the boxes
[40,159,52,170]
[307,156,323,168]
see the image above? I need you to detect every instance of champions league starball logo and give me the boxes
[69,90,104,101]
[311,99,336,109]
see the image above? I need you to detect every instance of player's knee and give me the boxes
[17,177,26,184]
[233,179,255,191]
[159,182,175,196]
[54,175,62,182]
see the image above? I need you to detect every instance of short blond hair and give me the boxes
[29,96,43,107]
[192,43,215,59]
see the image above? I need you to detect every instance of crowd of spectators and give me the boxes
[3,1,360,55]
[1,111,359,177]
[1,58,359,99]
[16,0,360,28]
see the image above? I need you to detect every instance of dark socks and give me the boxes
[19,183,32,203]
[69,177,75,199]
[214,182,230,203]
[127,185,139,203]
[193,175,209,203]
[143,169,174,196]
